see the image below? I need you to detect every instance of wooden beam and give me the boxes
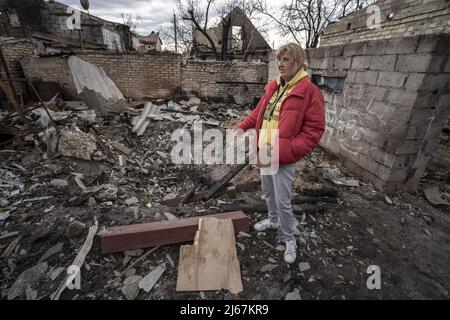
[101,211,249,254]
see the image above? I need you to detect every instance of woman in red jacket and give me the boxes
[237,43,325,264]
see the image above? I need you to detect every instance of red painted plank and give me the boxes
[101,211,249,253]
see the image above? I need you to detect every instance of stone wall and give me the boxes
[21,52,268,105]
[0,38,34,101]
[307,34,450,192]
[321,0,450,47]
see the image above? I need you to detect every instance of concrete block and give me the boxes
[404,73,426,90]
[369,55,397,71]
[357,154,379,173]
[416,34,450,54]
[354,71,379,85]
[377,72,408,88]
[343,42,366,57]
[352,56,372,69]
[414,92,441,109]
[445,58,450,73]
[396,140,422,155]
[362,40,388,56]
[375,164,392,181]
[384,37,418,55]
[418,74,450,92]
[370,147,397,168]
[387,89,418,107]
[395,54,443,73]
[334,57,352,70]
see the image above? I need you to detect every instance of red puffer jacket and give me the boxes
[237,77,325,165]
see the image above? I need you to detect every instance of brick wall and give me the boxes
[306,34,450,192]
[21,52,268,105]
[0,38,34,100]
[182,60,268,104]
[21,52,182,100]
[321,0,450,47]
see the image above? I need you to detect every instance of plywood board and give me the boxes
[176,217,243,294]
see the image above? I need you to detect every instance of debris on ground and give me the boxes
[0,94,449,300]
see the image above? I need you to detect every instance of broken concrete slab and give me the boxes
[58,128,97,160]
[125,197,139,206]
[68,56,128,114]
[97,185,118,201]
[6,262,48,300]
[139,263,166,293]
[285,288,302,300]
[50,179,69,188]
[40,127,58,158]
[77,110,97,124]
[298,262,311,272]
[121,275,141,300]
[163,212,178,221]
[260,264,278,272]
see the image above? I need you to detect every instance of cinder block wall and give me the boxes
[21,52,268,105]
[432,114,450,167]
[321,0,450,47]
[182,60,268,105]
[306,34,450,192]
[0,39,34,100]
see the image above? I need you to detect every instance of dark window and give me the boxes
[311,75,345,93]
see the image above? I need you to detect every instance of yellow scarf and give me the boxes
[258,68,309,147]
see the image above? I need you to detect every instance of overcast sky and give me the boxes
[55,0,289,48]
[56,0,177,35]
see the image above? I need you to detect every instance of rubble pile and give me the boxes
[0,95,449,300]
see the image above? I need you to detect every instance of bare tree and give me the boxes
[120,13,142,33]
[175,0,220,59]
[253,0,376,48]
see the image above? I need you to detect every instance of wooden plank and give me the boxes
[203,164,247,201]
[219,203,323,215]
[176,217,243,294]
[51,223,98,300]
[101,211,249,254]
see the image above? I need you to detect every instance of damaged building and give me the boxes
[0,0,139,52]
[192,7,272,62]
[0,0,449,302]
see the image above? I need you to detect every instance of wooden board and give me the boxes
[176,217,243,294]
[101,211,249,254]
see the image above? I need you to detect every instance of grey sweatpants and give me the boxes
[261,162,298,242]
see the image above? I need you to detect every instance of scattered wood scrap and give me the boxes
[101,211,249,254]
[219,203,323,215]
[203,164,247,201]
[299,187,338,197]
[176,217,243,294]
[51,222,98,300]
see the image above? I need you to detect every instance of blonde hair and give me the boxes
[276,43,308,69]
